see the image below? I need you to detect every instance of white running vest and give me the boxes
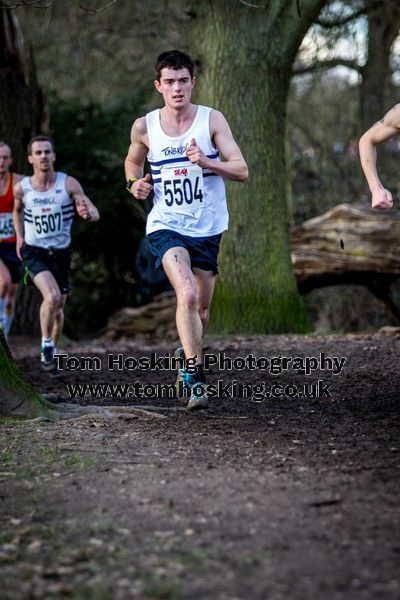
[21,172,74,249]
[146,105,228,237]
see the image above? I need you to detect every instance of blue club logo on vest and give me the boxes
[161,143,190,157]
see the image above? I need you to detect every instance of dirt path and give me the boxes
[1,333,399,599]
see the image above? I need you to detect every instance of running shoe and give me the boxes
[187,381,209,411]
[40,345,56,372]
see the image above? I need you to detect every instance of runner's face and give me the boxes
[28,141,55,172]
[0,146,12,175]
[155,67,195,109]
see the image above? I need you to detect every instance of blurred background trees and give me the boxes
[289,0,400,331]
[1,0,399,336]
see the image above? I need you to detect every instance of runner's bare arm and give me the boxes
[12,182,25,260]
[66,177,100,222]
[186,110,248,182]
[124,117,153,200]
[359,104,400,209]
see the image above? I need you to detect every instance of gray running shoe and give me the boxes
[187,381,209,411]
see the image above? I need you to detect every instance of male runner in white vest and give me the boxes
[0,142,23,339]
[359,103,400,208]
[124,50,248,410]
[13,136,100,373]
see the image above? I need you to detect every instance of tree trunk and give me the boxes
[0,330,49,419]
[360,0,400,129]
[0,8,48,336]
[187,0,325,333]
[0,9,47,171]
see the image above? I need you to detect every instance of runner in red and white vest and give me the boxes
[0,142,24,339]
[13,135,100,373]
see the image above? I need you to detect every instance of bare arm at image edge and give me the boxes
[359,104,400,209]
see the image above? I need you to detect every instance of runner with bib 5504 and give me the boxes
[124,50,248,410]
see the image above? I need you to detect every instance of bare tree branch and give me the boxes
[314,0,392,30]
[292,57,362,76]
[238,0,268,8]
[0,0,55,7]
[79,0,120,13]
[0,0,120,9]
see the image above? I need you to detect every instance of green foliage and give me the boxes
[48,91,151,335]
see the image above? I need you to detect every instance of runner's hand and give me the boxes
[76,197,94,220]
[372,187,393,210]
[186,138,208,169]
[132,174,153,200]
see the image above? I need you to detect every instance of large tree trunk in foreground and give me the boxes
[0,331,49,419]
[187,0,325,334]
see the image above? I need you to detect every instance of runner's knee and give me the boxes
[43,290,62,309]
[177,285,197,311]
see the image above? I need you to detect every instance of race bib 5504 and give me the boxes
[161,164,205,213]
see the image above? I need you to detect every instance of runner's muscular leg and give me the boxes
[32,271,62,339]
[52,294,67,348]
[193,267,216,333]
[162,246,203,364]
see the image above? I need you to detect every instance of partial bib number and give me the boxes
[0,212,15,239]
[161,165,204,212]
[31,205,63,239]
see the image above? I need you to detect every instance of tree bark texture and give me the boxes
[186,0,326,333]
[0,9,47,336]
[0,9,47,172]
[0,330,47,419]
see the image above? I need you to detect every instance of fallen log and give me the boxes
[291,203,400,322]
[105,291,177,339]
[291,203,400,288]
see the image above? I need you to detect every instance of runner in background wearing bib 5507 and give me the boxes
[13,136,100,374]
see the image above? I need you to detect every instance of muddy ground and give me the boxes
[1,332,399,599]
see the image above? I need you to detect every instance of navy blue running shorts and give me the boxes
[0,242,22,283]
[147,230,223,274]
[21,244,71,294]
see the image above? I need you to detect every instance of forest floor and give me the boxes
[1,332,399,600]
